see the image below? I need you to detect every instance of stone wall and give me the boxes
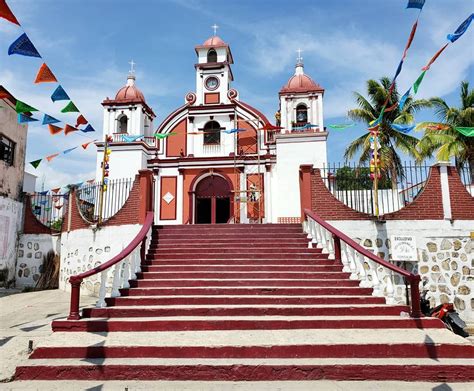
[16,233,59,288]
[0,196,23,284]
[330,219,473,323]
[59,224,142,296]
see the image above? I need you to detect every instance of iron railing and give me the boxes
[30,193,68,230]
[459,164,473,196]
[319,162,431,216]
[76,178,134,223]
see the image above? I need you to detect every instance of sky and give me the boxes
[1,0,473,189]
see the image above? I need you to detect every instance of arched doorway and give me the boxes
[195,175,231,224]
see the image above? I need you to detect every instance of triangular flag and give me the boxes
[8,33,41,58]
[30,159,42,169]
[154,132,176,139]
[38,190,48,196]
[61,101,79,113]
[42,114,60,125]
[15,100,38,113]
[422,43,449,71]
[63,147,78,154]
[34,63,57,83]
[55,205,63,210]
[51,85,70,102]
[48,124,63,135]
[81,140,95,149]
[447,13,474,43]
[0,0,20,25]
[51,187,61,194]
[75,114,88,128]
[413,71,426,94]
[17,113,38,124]
[399,88,411,111]
[391,124,416,134]
[64,124,78,135]
[122,134,144,142]
[81,124,96,133]
[455,127,474,137]
[46,153,59,162]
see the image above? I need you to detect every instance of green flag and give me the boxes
[455,127,474,137]
[15,100,38,113]
[413,71,426,94]
[61,101,79,113]
[30,159,42,169]
[154,132,176,139]
[328,124,355,129]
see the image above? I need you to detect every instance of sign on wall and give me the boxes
[391,235,418,262]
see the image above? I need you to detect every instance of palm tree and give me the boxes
[345,77,430,182]
[416,81,474,182]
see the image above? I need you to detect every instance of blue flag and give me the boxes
[223,128,245,134]
[17,113,38,124]
[38,191,49,195]
[406,0,425,10]
[398,88,411,111]
[42,114,60,125]
[51,85,70,102]
[63,147,78,154]
[122,134,144,142]
[447,13,474,43]
[8,33,41,58]
[81,124,96,133]
[392,124,415,134]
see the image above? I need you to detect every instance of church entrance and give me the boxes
[195,175,231,224]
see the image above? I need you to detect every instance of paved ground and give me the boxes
[0,289,96,383]
[1,289,473,390]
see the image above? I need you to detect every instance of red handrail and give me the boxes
[304,209,421,317]
[67,212,154,320]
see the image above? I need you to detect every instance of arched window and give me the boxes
[296,104,308,126]
[118,115,128,133]
[207,48,217,63]
[203,120,221,145]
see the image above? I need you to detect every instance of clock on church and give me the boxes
[205,76,219,91]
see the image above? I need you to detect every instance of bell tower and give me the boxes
[194,25,234,105]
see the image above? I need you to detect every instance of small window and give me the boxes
[118,115,128,133]
[207,49,217,63]
[203,121,221,144]
[0,134,15,166]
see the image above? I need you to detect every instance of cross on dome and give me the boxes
[128,59,136,75]
[296,49,303,65]
[211,24,219,36]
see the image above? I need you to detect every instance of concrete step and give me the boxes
[82,305,408,318]
[120,287,375,296]
[146,253,326,260]
[17,358,474,382]
[154,238,310,245]
[150,248,322,255]
[140,265,343,272]
[51,316,445,332]
[135,271,351,280]
[129,279,361,288]
[152,233,308,240]
[106,295,387,306]
[143,259,334,266]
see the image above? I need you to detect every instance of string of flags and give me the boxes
[0,0,96,135]
[29,139,97,169]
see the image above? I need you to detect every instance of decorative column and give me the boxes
[437,161,452,220]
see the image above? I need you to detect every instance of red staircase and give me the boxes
[15,224,474,382]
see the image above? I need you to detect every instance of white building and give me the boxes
[96,34,328,224]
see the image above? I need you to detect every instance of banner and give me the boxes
[447,13,474,43]
[455,127,474,137]
[42,114,60,125]
[406,0,425,10]
[8,33,41,58]
[34,63,57,83]
[51,85,70,102]
[391,124,415,134]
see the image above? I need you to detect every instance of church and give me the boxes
[97,32,328,224]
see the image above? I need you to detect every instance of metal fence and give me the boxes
[30,193,69,230]
[319,162,431,216]
[459,164,473,196]
[76,178,134,223]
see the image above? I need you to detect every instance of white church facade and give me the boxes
[96,34,328,224]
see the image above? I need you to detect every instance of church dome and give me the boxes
[280,62,324,94]
[201,35,228,48]
[115,75,145,102]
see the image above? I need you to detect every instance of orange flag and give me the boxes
[64,124,78,135]
[51,187,61,193]
[48,124,62,135]
[34,63,58,83]
[82,140,94,149]
[75,114,88,128]
[46,153,59,162]
[55,205,63,210]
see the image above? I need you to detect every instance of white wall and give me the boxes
[0,196,23,283]
[59,224,142,296]
[273,133,327,222]
[95,146,149,181]
[330,219,474,323]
